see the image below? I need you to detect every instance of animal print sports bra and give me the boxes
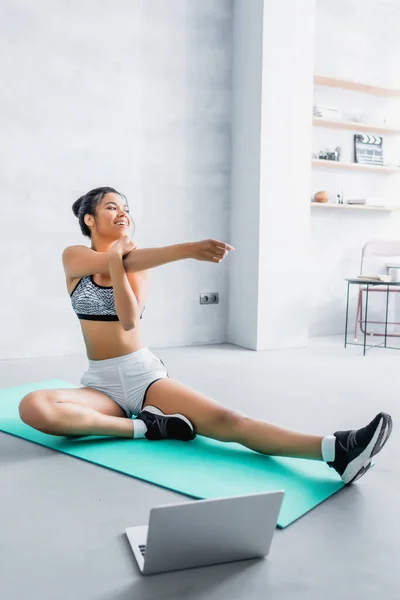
[70,275,144,321]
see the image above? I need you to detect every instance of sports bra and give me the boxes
[70,275,144,322]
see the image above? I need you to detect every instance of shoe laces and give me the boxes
[347,429,358,450]
[149,415,168,438]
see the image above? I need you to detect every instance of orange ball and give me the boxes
[314,191,329,203]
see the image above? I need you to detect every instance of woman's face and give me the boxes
[94,192,132,238]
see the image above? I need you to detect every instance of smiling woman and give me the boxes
[72,186,134,242]
[18,185,236,441]
[16,186,392,486]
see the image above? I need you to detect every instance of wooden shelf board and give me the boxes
[311,202,400,212]
[313,117,400,134]
[314,75,400,97]
[311,159,400,173]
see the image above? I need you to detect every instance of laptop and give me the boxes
[125,491,284,575]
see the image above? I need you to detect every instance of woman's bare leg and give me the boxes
[143,379,323,459]
[19,387,134,438]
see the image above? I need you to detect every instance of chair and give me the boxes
[354,239,400,341]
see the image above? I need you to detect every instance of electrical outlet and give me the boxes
[200,293,219,305]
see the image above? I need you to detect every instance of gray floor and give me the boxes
[1,338,399,600]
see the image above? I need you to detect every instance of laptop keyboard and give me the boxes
[139,544,146,557]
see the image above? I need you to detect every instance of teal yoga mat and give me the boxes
[0,379,344,527]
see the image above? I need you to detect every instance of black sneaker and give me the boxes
[136,406,196,441]
[328,412,393,484]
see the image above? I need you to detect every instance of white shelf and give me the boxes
[313,117,400,135]
[314,75,400,97]
[312,159,400,173]
[311,202,400,212]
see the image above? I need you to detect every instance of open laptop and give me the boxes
[125,491,284,575]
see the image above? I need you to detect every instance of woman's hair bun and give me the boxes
[72,196,84,218]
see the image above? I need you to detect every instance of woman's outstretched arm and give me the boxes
[62,240,234,278]
[123,242,192,272]
[124,239,234,272]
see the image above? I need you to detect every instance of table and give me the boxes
[344,278,400,355]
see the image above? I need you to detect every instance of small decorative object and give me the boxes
[318,148,340,161]
[348,199,367,205]
[313,191,329,203]
[313,105,342,120]
[354,134,383,165]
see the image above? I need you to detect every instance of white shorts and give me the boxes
[80,348,168,418]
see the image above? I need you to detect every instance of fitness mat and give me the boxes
[0,379,345,527]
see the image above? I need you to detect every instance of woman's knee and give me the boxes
[206,409,249,441]
[19,391,54,430]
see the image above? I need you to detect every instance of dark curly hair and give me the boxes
[72,186,133,239]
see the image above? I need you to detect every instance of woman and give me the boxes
[19,186,392,485]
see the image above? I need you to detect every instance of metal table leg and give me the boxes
[384,285,390,348]
[363,284,370,356]
[344,281,350,348]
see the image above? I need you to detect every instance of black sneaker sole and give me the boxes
[165,415,196,441]
[342,412,393,485]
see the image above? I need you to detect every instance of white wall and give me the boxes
[257,0,315,349]
[228,0,315,350]
[228,0,263,349]
[229,0,400,347]
[0,0,233,359]
[4,0,398,360]
[310,0,400,336]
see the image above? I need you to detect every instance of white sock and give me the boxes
[321,435,336,462]
[133,419,148,439]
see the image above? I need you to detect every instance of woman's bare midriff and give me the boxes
[66,274,145,361]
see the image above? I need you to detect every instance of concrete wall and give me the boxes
[0,0,233,359]
[310,0,400,336]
